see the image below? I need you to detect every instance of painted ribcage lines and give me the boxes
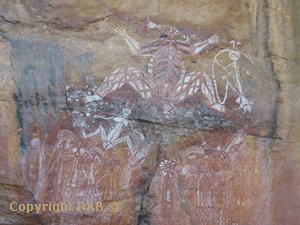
[149,46,185,89]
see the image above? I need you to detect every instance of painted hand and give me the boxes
[210,103,226,112]
[114,25,127,37]
[236,95,253,112]
[83,94,102,103]
[208,34,219,44]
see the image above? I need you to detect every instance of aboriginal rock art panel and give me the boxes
[22,19,271,224]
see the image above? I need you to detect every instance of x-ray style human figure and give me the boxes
[99,156,124,202]
[82,108,143,154]
[180,129,252,224]
[153,159,186,225]
[53,130,78,186]
[82,146,103,204]
[185,162,216,222]
[49,129,86,204]
[158,160,177,203]
[212,40,265,112]
[82,146,102,186]
[184,150,233,224]
[28,138,45,201]
[84,21,224,112]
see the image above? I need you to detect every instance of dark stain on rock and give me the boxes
[73,52,95,71]
[9,38,67,153]
[137,211,150,225]
[13,89,27,150]
[9,38,66,108]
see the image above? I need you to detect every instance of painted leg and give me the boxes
[171,70,224,112]
[82,124,105,139]
[111,136,133,153]
[85,65,153,103]
[201,72,225,112]
[236,95,253,112]
[171,70,204,103]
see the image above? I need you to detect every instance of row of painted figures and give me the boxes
[81,21,265,113]
[147,129,255,225]
[27,127,255,224]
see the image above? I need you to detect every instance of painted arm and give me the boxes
[128,120,144,140]
[176,34,219,56]
[192,34,219,55]
[115,26,141,55]
[81,115,113,139]
[93,115,114,120]
[115,25,162,57]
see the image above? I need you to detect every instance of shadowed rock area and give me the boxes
[0,0,299,224]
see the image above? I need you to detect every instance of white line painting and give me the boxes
[147,158,192,225]
[29,137,45,201]
[98,156,124,202]
[126,143,152,174]
[28,124,152,223]
[157,160,182,224]
[24,17,269,224]
[48,130,87,206]
[158,160,177,203]
[81,108,144,154]
[84,22,225,113]
[82,146,102,186]
[212,40,266,113]
[165,129,256,224]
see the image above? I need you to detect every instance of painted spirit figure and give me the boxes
[85,22,224,112]
[81,108,143,154]
[212,41,266,113]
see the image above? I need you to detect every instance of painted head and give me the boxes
[148,21,179,39]
[229,50,240,61]
[123,108,131,117]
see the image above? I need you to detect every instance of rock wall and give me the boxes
[0,0,299,224]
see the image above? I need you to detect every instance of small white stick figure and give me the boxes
[82,108,144,154]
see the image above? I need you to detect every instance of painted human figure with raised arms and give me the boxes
[85,21,225,112]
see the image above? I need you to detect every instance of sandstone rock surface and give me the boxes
[0,0,299,224]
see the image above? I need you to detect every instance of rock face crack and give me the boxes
[86,14,114,25]
[0,14,21,25]
[137,136,162,225]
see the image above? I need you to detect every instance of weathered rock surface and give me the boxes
[0,0,299,224]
